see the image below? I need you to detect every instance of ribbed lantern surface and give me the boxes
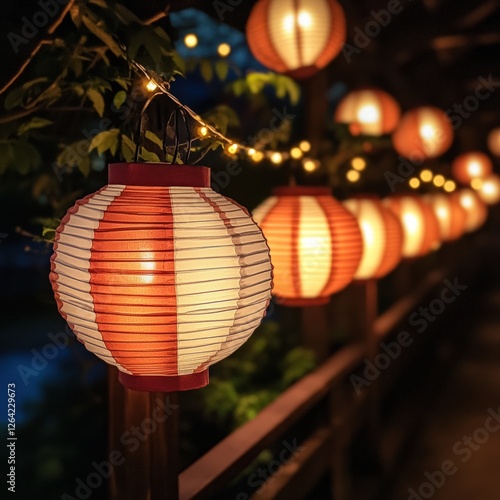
[335,89,401,136]
[383,195,440,258]
[253,187,362,306]
[453,189,488,232]
[50,163,273,392]
[392,106,453,159]
[452,152,493,185]
[246,0,346,79]
[343,198,403,280]
[424,193,467,242]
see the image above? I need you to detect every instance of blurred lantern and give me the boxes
[246,0,346,79]
[453,189,488,232]
[253,187,362,305]
[477,174,500,205]
[451,152,493,185]
[50,163,273,392]
[424,193,466,242]
[392,106,453,160]
[334,88,401,136]
[487,128,500,156]
[383,195,440,258]
[343,197,403,280]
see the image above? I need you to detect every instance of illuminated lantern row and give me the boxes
[335,88,401,136]
[487,128,500,157]
[50,163,273,392]
[246,0,346,79]
[392,106,453,160]
[253,187,362,306]
[424,193,466,242]
[343,198,403,280]
[451,152,493,185]
[453,189,488,232]
[383,195,440,258]
[477,175,500,205]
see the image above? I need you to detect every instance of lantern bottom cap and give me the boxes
[277,297,330,307]
[118,370,209,392]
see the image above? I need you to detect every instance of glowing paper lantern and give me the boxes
[246,0,346,79]
[424,193,466,242]
[253,187,362,306]
[335,88,401,136]
[383,195,440,258]
[452,189,488,232]
[49,163,273,392]
[487,128,500,156]
[477,175,500,205]
[392,106,453,160]
[343,198,403,280]
[451,152,493,185]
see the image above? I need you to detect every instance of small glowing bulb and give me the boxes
[251,151,264,162]
[420,169,433,182]
[146,80,157,92]
[443,180,456,192]
[270,152,283,164]
[303,159,318,172]
[227,143,238,155]
[217,43,231,57]
[184,33,198,48]
[290,147,303,159]
[247,148,256,156]
[409,177,421,189]
[346,169,360,182]
[433,174,445,187]
[471,178,483,190]
[351,157,366,171]
[199,126,208,137]
[299,140,311,152]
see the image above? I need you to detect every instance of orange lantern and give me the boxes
[334,88,401,136]
[424,193,466,242]
[487,128,500,156]
[452,189,488,232]
[477,175,500,205]
[246,0,346,79]
[253,187,362,306]
[392,106,453,160]
[383,195,440,258]
[343,197,403,280]
[451,152,493,185]
[49,163,273,392]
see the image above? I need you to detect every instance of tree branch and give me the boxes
[144,5,171,25]
[0,0,76,95]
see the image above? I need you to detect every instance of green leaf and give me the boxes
[86,88,105,117]
[145,130,163,149]
[115,77,130,90]
[88,129,119,155]
[88,0,108,7]
[22,77,49,90]
[200,60,213,82]
[4,87,24,111]
[113,90,127,109]
[121,134,135,162]
[17,118,53,136]
[139,148,160,162]
[115,3,142,25]
[77,156,91,177]
[278,75,301,105]
[69,4,82,28]
[215,60,229,81]
[80,12,123,57]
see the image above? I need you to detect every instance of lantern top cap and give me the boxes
[109,163,210,187]
[272,186,332,197]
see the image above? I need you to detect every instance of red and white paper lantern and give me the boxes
[50,163,273,392]
[424,193,466,242]
[451,152,493,186]
[453,189,488,232]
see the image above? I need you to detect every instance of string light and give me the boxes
[351,157,366,171]
[217,43,231,57]
[251,151,264,162]
[346,170,360,182]
[433,174,445,187]
[184,34,198,48]
[290,147,303,159]
[409,177,421,189]
[145,80,158,92]
[270,152,283,165]
[420,169,433,182]
[247,148,256,156]
[443,180,456,193]
[303,159,318,172]
[199,126,208,137]
[299,141,311,152]
[227,143,238,155]
[471,178,483,190]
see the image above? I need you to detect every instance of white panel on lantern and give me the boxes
[298,197,331,297]
[419,108,443,157]
[401,197,424,257]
